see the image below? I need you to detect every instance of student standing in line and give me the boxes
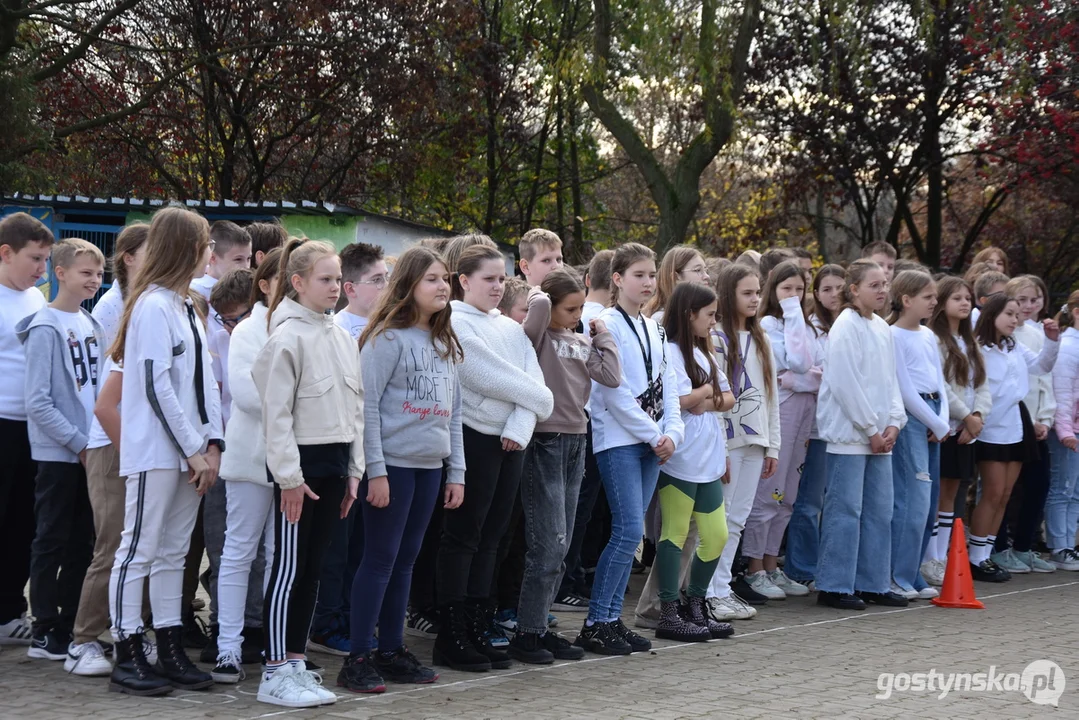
[91,224,149,347]
[1047,291,1079,571]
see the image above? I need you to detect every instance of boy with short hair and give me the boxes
[581,249,614,328]
[499,277,531,324]
[791,247,814,273]
[335,242,388,339]
[246,222,287,269]
[518,228,564,287]
[0,212,53,647]
[191,221,252,299]
[16,238,106,659]
[861,241,898,283]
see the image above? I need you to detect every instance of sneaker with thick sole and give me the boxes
[540,631,584,660]
[259,663,322,707]
[707,596,754,621]
[768,569,809,597]
[730,577,770,605]
[920,560,945,587]
[336,654,387,694]
[745,571,786,600]
[494,608,518,635]
[817,591,866,611]
[609,619,651,653]
[374,646,438,684]
[990,548,1031,574]
[889,581,918,600]
[212,649,246,684]
[508,631,554,664]
[573,621,631,656]
[1049,548,1079,571]
[65,641,112,676]
[28,630,70,660]
[1014,550,1056,573]
[551,592,589,613]
[0,614,33,646]
[404,608,440,639]
[970,559,1011,582]
[916,586,939,600]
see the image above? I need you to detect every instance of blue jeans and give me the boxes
[890,401,940,592]
[816,452,893,595]
[784,439,828,583]
[1046,433,1079,550]
[349,466,441,654]
[588,443,660,623]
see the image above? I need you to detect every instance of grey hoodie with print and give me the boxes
[16,307,106,462]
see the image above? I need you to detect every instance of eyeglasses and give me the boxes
[208,240,217,251]
[214,308,251,328]
[353,275,388,289]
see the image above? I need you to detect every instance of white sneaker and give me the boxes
[0,614,33,645]
[257,662,322,708]
[768,569,809,597]
[746,571,786,600]
[296,661,337,705]
[920,560,945,587]
[729,593,759,619]
[64,641,112,676]
[889,581,918,600]
[916,586,939,600]
[705,596,739,621]
[1049,548,1079,571]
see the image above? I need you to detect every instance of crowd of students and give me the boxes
[1,208,1078,708]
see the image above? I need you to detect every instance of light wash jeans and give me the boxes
[785,439,828,583]
[815,452,893,595]
[588,443,660,623]
[1046,432,1079,551]
[891,399,941,592]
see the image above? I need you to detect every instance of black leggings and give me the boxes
[263,475,345,659]
[437,426,525,604]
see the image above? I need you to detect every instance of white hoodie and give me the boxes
[220,302,269,485]
[449,300,553,445]
[591,306,684,453]
[817,308,906,454]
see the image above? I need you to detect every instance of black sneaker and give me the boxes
[211,650,245,684]
[374,646,438,684]
[817,591,866,610]
[181,612,210,650]
[551,592,589,613]
[970,559,1011,583]
[730,577,770,605]
[540,631,585,660]
[508,631,554,664]
[609,619,651,653]
[856,591,909,607]
[199,623,219,663]
[240,626,263,665]
[404,607,440,639]
[336,653,386,694]
[27,630,70,660]
[573,621,631,656]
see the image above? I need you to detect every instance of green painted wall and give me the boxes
[282,216,358,251]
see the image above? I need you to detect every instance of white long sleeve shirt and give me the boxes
[980,333,1058,445]
[817,308,906,454]
[891,325,950,440]
[762,296,824,405]
[220,302,269,484]
[591,306,684,453]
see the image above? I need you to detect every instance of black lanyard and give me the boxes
[185,301,210,424]
[616,306,652,380]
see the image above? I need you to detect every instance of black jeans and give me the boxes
[437,426,526,604]
[493,496,525,611]
[0,420,36,623]
[30,461,94,634]
[558,424,604,597]
[263,475,346,659]
[408,468,445,612]
[995,439,1050,553]
[312,482,364,635]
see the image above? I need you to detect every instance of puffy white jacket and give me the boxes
[220,302,269,484]
[1053,327,1079,441]
[817,308,906,454]
[449,300,553,445]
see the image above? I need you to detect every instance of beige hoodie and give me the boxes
[253,296,365,489]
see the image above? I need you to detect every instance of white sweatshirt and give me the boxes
[980,333,1058,445]
[711,328,781,459]
[891,325,950,440]
[449,300,553,445]
[220,302,269,485]
[762,296,823,404]
[817,308,906,454]
[1015,320,1057,429]
[119,285,223,477]
[592,306,684,453]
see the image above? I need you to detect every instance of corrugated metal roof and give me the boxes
[2,193,455,236]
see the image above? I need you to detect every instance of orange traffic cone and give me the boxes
[931,517,985,609]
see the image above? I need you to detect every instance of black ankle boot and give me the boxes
[432,603,491,672]
[199,623,219,663]
[655,601,711,642]
[685,596,735,639]
[109,633,172,696]
[465,600,512,669]
[155,625,214,689]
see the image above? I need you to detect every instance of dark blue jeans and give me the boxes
[349,466,441,654]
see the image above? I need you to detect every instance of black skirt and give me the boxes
[941,433,976,480]
[974,403,1040,465]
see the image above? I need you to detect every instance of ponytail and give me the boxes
[1056,290,1079,329]
[266,237,336,328]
